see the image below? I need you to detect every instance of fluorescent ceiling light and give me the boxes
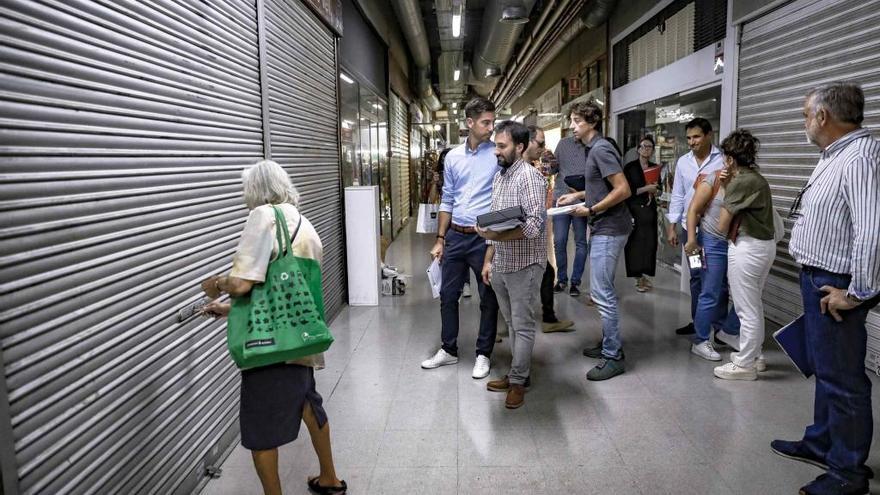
[452,13,461,38]
[452,102,458,108]
[372,103,382,110]
[433,124,442,131]
[339,73,354,84]
[453,69,460,81]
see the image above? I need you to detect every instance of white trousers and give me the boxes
[727,235,776,368]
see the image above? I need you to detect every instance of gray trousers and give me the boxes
[490,263,545,385]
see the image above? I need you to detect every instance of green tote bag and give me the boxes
[226,206,334,369]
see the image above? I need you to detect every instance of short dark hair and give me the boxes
[807,82,864,125]
[465,97,496,120]
[527,124,544,141]
[640,135,655,147]
[721,129,760,168]
[495,120,530,152]
[685,118,713,134]
[570,99,603,132]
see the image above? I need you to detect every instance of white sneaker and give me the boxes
[462,283,472,298]
[421,349,458,369]
[472,355,490,379]
[691,341,721,361]
[713,330,740,351]
[756,355,767,372]
[714,361,758,380]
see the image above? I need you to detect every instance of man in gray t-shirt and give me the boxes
[558,99,633,382]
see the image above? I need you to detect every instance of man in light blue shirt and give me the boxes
[666,118,737,340]
[421,97,501,380]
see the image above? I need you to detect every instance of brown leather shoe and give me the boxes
[505,384,525,409]
[487,376,510,392]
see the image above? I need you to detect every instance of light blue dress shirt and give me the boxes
[439,140,500,227]
[666,146,724,227]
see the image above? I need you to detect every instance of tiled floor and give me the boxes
[202,224,880,495]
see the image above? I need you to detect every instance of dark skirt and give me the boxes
[624,202,658,278]
[239,363,327,451]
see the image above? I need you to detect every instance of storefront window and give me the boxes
[339,72,360,187]
[616,86,722,268]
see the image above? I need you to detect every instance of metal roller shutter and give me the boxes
[263,0,346,320]
[0,0,263,493]
[389,92,410,235]
[737,0,880,371]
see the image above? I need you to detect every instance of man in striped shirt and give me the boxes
[772,82,879,495]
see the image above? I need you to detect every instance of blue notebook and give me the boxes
[772,315,813,378]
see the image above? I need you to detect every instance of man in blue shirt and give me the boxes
[666,118,738,347]
[421,97,500,380]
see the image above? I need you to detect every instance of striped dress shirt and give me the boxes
[789,128,880,300]
[488,160,547,274]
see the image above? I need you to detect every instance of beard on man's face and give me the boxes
[497,149,517,168]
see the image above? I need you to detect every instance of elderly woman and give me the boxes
[200,160,346,495]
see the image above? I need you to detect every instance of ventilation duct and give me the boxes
[470,0,537,96]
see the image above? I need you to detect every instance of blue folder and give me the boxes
[772,315,813,378]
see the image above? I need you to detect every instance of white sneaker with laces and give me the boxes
[714,361,758,380]
[756,354,767,372]
[713,330,740,351]
[472,355,490,379]
[421,349,458,369]
[691,341,721,361]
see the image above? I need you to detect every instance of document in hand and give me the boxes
[547,204,579,216]
[772,315,812,378]
[427,258,442,299]
[476,206,525,232]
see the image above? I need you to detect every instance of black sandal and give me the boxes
[307,477,347,494]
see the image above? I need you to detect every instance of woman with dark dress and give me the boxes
[623,136,660,292]
[200,159,346,495]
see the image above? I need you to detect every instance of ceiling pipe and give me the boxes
[491,0,578,105]
[391,0,442,111]
[470,0,538,97]
[496,0,617,108]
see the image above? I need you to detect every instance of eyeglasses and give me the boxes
[788,183,812,219]
[639,144,654,150]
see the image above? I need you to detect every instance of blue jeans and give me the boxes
[693,232,740,343]
[553,214,589,286]
[680,226,700,320]
[800,267,876,486]
[589,234,628,359]
[439,230,499,357]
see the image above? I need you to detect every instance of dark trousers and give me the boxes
[440,230,499,357]
[541,263,558,323]
[800,267,876,485]
[680,227,701,320]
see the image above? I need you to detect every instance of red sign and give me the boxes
[568,77,581,97]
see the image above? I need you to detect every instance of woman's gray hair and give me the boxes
[241,159,300,209]
[807,82,864,125]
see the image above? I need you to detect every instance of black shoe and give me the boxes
[569,284,581,297]
[675,322,696,335]
[553,282,567,293]
[770,439,828,470]
[582,343,603,358]
[799,474,868,495]
[308,477,347,494]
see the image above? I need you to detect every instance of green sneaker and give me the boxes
[586,358,625,381]
[582,343,603,358]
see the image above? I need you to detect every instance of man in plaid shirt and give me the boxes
[476,121,547,409]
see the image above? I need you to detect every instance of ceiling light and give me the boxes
[452,102,458,109]
[433,124,442,131]
[452,13,461,38]
[372,103,382,110]
[484,67,501,78]
[453,69,460,81]
[339,73,354,84]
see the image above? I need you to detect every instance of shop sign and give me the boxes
[655,104,696,124]
[302,0,343,36]
[567,76,581,97]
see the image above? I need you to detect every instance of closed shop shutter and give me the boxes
[263,0,346,320]
[389,93,411,234]
[0,1,263,493]
[737,0,880,370]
